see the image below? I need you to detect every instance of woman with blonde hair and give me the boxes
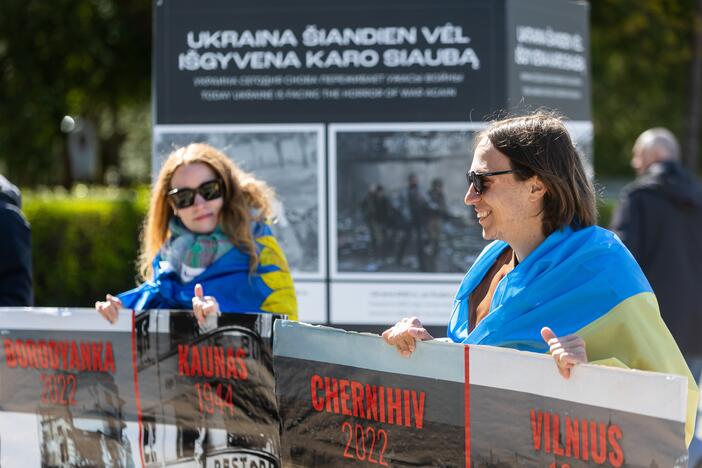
[95,143,297,323]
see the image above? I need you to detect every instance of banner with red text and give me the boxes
[0,308,281,468]
[273,320,689,467]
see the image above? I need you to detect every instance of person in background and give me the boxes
[0,174,32,306]
[426,177,451,270]
[360,184,383,260]
[610,128,702,377]
[95,143,297,323]
[382,113,698,446]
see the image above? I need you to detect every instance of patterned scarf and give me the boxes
[161,218,233,283]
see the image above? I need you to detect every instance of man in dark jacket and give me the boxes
[0,174,32,305]
[611,128,702,364]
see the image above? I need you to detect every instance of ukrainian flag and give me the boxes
[119,222,298,320]
[448,225,698,446]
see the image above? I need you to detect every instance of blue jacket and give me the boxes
[118,223,297,318]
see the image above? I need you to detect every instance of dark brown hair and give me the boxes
[478,112,596,236]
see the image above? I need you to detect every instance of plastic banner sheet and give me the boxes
[0,308,281,468]
[273,321,689,467]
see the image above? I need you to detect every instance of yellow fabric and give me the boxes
[578,292,698,447]
[258,235,290,271]
[260,288,298,319]
[257,235,298,320]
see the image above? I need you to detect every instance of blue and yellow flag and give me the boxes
[118,222,297,320]
[448,225,698,446]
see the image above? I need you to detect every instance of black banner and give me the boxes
[155,0,505,124]
[273,321,689,467]
[0,308,281,468]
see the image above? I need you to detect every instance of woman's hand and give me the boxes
[95,294,123,324]
[541,327,587,379]
[192,283,220,325]
[382,317,434,357]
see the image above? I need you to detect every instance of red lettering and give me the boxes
[235,347,248,379]
[565,417,579,458]
[590,421,606,464]
[70,342,80,370]
[581,418,589,461]
[202,346,214,378]
[190,346,202,376]
[325,377,340,413]
[213,347,225,378]
[403,390,411,427]
[607,425,624,467]
[16,341,28,367]
[91,341,103,371]
[531,410,543,450]
[104,341,115,373]
[26,340,39,369]
[544,411,551,453]
[365,385,378,422]
[553,413,564,456]
[340,379,352,416]
[226,347,237,379]
[411,391,425,429]
[48,341,59,369]
[80,342,92,371]
[387,388,402,426]
[378,385,386,423]
[4,339,16,368]
[310,374,324,411]
[351,381,365,418]
[57,342,68,369]
[178,344,190,376]
[37,341,49,368]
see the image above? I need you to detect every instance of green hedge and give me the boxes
[24,187,148,307]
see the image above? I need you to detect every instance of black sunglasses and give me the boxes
[167,179,223,209]
[466,170,521,194]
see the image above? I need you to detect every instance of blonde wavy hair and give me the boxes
[138,143,276,281]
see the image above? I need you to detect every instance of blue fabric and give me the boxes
[118,222,277,314]
[447,226,652,352]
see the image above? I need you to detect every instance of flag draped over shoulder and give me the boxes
[448,225,698,446]
[118,222,297,320]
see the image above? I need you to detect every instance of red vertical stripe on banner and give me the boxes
[131,311,146,467]
[464,345,470,468]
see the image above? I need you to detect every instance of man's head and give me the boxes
[631,128,680,175]
[466,112,596,245]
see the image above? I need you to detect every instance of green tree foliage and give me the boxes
[0,0,151,186]
[24,188,148,306]
[0,0,699,183]
[591,0,698,175]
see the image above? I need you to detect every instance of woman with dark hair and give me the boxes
[383,112,697,445]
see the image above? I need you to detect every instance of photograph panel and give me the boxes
[153,126,324,277]
[331,125,489,276]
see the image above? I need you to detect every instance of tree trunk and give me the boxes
[685,0,702,172]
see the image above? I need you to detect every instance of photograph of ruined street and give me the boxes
[334,128,489,274]
[155,130,322,274]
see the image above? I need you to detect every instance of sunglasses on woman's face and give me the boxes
[466,169,521,194]
[167,179,223,209]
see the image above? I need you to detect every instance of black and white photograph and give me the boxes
[153,125,325,278]
[330,124,489,277]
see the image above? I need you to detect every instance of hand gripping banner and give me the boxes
[273,321,689,467]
